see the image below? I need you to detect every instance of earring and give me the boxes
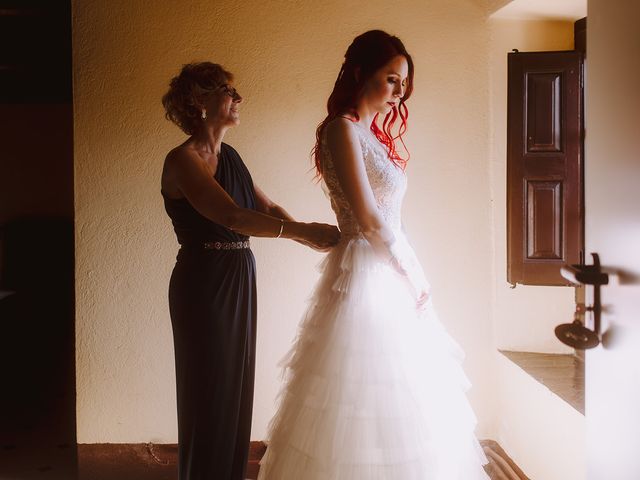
[201,109,207,120]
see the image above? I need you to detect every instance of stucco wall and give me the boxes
[488,18,576,353]
[73,0,494,443]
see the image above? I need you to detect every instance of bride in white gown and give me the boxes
[258,30,489,480]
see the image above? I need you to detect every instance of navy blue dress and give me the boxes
[162,143,257,480]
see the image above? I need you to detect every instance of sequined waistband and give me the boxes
[203,240,250,250]
[181,240,251,250]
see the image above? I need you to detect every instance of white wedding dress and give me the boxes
[258,120,489,479]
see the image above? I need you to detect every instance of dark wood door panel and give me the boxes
[0,1,71,103]
[526,72,562,153]
[508,51,584,285]
[526,180,563,260]
[521,158,568,176]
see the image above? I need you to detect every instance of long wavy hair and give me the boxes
[313,30,414,176]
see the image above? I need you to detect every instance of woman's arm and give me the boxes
[253,184,333,252]
[164,149,339,248]
[253,184,294,220]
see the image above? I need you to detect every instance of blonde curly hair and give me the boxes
[162,62,233,135]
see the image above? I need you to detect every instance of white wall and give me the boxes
[585,1,640,478]
[495,352,586,480]
[73,0,496,443]
[488,18,577,353]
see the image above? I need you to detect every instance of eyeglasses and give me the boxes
[218,84,241,100]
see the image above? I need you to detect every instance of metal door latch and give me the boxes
[555,253,609,349]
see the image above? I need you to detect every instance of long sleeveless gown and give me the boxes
[163,143,257,480]
[258,121,489,479]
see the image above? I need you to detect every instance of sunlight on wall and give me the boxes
[73,0,495,442]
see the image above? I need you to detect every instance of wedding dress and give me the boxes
[258,120,489,479]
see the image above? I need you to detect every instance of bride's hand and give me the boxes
[389,254,431,311]
[416,289,430,311]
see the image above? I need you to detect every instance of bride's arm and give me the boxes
[325,117,399,264]
[326,117,430,306]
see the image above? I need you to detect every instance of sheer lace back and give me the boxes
[321,120,407,236]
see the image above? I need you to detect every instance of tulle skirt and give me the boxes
[258,233,489,480]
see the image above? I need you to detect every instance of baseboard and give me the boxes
[77,439,528,480]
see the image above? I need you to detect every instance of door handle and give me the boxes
[555,253,609,349]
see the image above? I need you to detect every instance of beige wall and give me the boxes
[495,352,585,480]
[73,0,495,443]
[488,18,577,353]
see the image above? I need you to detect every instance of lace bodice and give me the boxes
[321,120,407,236]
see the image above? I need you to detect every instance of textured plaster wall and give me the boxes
[73,0,495,442]
[488,19,576,353]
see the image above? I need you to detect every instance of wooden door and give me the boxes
[0,1,76,475]
[507,51,584,285]
[585,1,640,478]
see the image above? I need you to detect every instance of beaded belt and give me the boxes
[202,240,250,250]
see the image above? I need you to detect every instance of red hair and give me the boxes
[313,30,414,176]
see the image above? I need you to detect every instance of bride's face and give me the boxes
[359,55,409,115]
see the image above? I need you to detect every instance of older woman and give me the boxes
[161,62,339,480]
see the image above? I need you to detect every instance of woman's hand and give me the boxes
[297,238,335,252]
[301,223,341,251]
[253,185,339,251]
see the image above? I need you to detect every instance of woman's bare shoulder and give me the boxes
[161,144,201,196]
[165,142,198,165]
[163,144,206,182]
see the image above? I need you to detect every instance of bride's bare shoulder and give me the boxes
[326,116,358,147]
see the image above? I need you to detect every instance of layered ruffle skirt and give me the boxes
[258,234,489,479]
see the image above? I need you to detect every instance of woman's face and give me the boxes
[359,55,409,115]
[203,82,243,127]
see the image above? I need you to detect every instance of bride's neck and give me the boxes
[353,104,375,129]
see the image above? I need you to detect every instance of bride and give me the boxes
[258,30,489,479]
